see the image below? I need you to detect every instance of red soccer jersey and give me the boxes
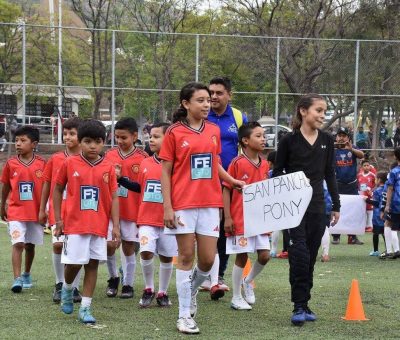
[159,121,223,210]
[1,155,46,221]
[137,155,164,228]
[223,154,269,235]
[105,147,148,222]
[358,171,376,210]
[56,154,118,237]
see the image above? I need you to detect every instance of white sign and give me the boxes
[328,195,366,235]
[243,171,313,237]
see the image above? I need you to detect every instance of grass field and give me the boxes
[0,224,399,340]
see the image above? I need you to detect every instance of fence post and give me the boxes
[353,40,360,143]
[195,34,200,82]
[57,0,63,144]
[111,30,116,147]
[22,21,26,124]
[274,37,281,149]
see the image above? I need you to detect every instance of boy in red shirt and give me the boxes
[105,117,148,298]
[358,159,376,232]
[223,122,271,310]
[53,119,120,324]
[1,126,46,293]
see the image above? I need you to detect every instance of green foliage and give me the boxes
[78,98,93,118]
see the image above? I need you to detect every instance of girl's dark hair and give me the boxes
[15,125,40,143]
[238,121,262,148]
[151,122,170,134]
[376,171,387,183]
[115,117,138,133]
[292,94,326,130]
[172,82,211,123]
[78,119,106,142]
[63,117,82,130]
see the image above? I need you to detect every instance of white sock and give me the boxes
[124,254,136,287]
[72,268,82,289]
[384,227,393,252]
[176,269,191,318]
[392,230,400,252]
[63,282,73,291]
[232,264,243,298]
[271,231,280,253]
[209,254,219,287]
[81,296,92,308]
[244,260,265,283]
[321,227,330,256]
[158,262,173,294]
[107,255,118,278]
[191,266,210,293]
[52,253,64,284]
[120,251,127,285]
[366,210,373,227]
[140,258,154,291]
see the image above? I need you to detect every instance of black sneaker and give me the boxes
[139,288,155,307]
[106,277,120,297]
[120,285,134,299]
[73,287,82,303]
[387,250,400,259]
[156,292,172,307]
[379,251,392,260]
[53,282,63,303]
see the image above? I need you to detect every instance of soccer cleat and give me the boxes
[369,250,380,257]
[241,278,255,305]
[387,251,400,259]
[218,276,230,291]
[321,255,330,262]
[210,284,225,301]
[190,290,198,318]
[139,288,155,308]
[304,306,317,321]
[231,296,252,310]
[78,306,96,324]
[11,277,23,293]
[176,317,199,334]
[120,285,134,299]
[73,287,82,303]
[61,287,74,314]
[53,282,63,303]
[277,251,288,259]
[365,226,373,233]
[156,292,172,307]
[379,251,392,260]
[106,277,120,297]
[199,277,211,291]
[291,307,306,326]
[348,236,364,245]
[22,272,33,289]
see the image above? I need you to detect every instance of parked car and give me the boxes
[261,124,292,147]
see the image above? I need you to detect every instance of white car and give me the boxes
[261,124,291,147]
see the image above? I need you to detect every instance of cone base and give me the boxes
[341,316,370,321]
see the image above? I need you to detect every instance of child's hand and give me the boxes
[224,216,234,235]
[38,210,48,224]
[54,221,64,237]
[164,208,184,229]
[232,179,246,191]
[0,207,7,221]
[112,226,121,247]
[330,211,340,226]
[115,164,122,179]
[380,211,384,220]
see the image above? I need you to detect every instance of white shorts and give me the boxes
[61,234,107,265]
[226,235,270,255]
[139,226,178,257]
[163,208,220,237]
[8,221,43,245]
[107,219,139,242]
[51,225,65,244]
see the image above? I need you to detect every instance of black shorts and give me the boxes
[384,212,400,231]
[372,225,384,235]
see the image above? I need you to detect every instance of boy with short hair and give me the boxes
[357,159,376,232]
[53,119,120,324]
[39,117,83,303]
[105,117,148,298]
[1,126,46,293]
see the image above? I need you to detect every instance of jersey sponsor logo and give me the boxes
[191,153,212,180]
[140,235,149,246]
[117,185,128,198]
[19,182,34,201]
[347,152,352,158]
[132,165,139,174]
[143,180,163,203]
[228,123,238,133]
[238,237,247,247]
[103,172,109,184]
[80,186,99,211]
[35,169,43,178]
[73,171,80,177]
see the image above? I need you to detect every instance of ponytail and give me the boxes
[172,105,188,123]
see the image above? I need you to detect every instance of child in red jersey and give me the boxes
[105,117,148,298]
[39,117,83,303]
[357,159,376,232]
[1,126,46,293]
[160,82,244,334]
[53,119,120,324]
[223,122,271,310]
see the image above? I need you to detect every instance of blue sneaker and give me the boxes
[270,250,277,258]
[11,277,23,293]
[291,307,306,326]
[369,250,380,256]
[22,272,32,289]
[79,306,96,324]
[305,307,317,321]
[61,287,74,314]
[119,266,124,284]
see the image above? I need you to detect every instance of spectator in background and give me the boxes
[0,115,7,152]
[368,125,374,147]
[379,120,388,157]
[356,126,369,149]
[9,115,18,142]
[393,120,400,148]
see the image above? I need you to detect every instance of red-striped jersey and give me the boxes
[159,120,223,210]
[55,154,118,237]
[1,155,46,221]
[105,147,148,222]
[223,154,269,235]
[357,171,376,210]
[137,155,164,227]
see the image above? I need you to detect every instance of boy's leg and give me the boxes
[24,243,35,274]
[12,243,24,279]
[270,230,280,256]
[158,255,173,294]
[62,264,81,314]
[139,251,155,307]
[230,252,252,310]
[106,221,119,297]
[78,259,99,324]
[52,241,64,302]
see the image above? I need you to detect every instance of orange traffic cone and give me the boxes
[242,259,255,287]
[342,279,369,321]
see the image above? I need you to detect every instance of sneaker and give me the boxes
[106,277,120,297]
[190,290,198,318]
[199,277,211,291]
[365,226,373,233]
[11,277,23,293]
[53,282,63,303]
[119,266,124,285]
[348,236,364,245]
[156,292,172,307]
[78,306,96,324]
[210,284,225,301]
[277,251,288,259]
[61,287,74,314]
[321,254,330,262]
[177,317,199,334]
[73,287,82,303]
[304,306,317,321]
[218,276,230,291]
[241,278,255,305]
[139,288,155,307]
[379,251,392,260]
[120,285,134,299]
[291,307,306,326]
[331,237,340,245]
[270,250,277,258]
[22,272,32,289]
[369,250,380,256]
[43,226,52,235]
[387,250,400,259]
[231,296,252,310]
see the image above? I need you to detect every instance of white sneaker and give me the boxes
[190,289,198,317]
[241,278,255,305]
[231,296,252,310]
[218,276,230,291]
[199,277,211,291]
[177,317,199,334]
